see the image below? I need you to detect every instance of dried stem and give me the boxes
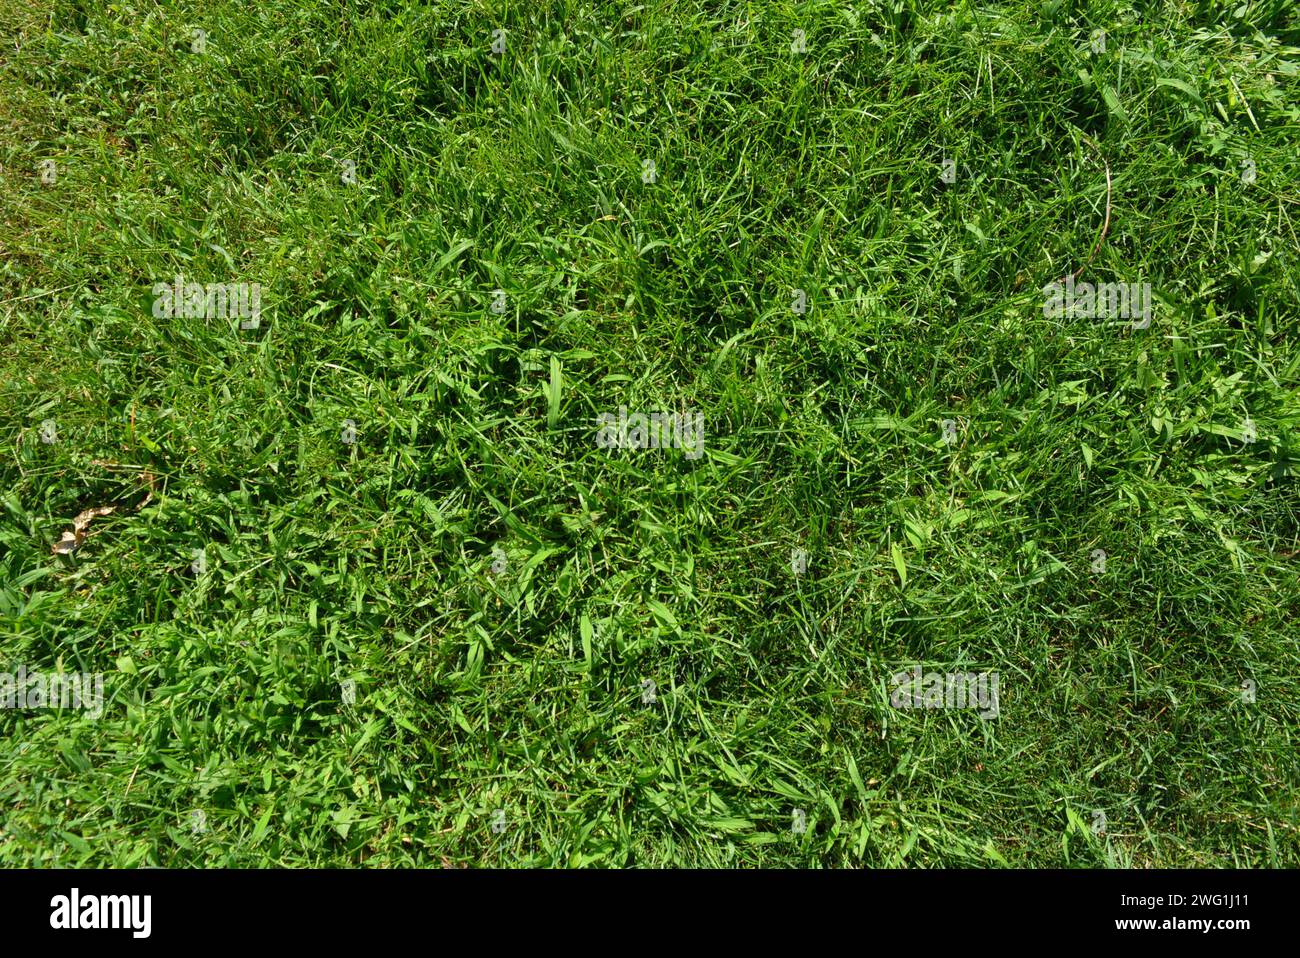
[1056,134,1112,286]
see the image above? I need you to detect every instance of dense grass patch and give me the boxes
[1,0,1298,866]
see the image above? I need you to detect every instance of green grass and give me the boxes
[1,0,1298,867]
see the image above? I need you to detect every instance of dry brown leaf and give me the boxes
[51,466,157,556]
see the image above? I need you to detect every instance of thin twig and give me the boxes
[1056,134,1112,285]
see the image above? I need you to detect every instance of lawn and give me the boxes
[1,0,1298,867]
